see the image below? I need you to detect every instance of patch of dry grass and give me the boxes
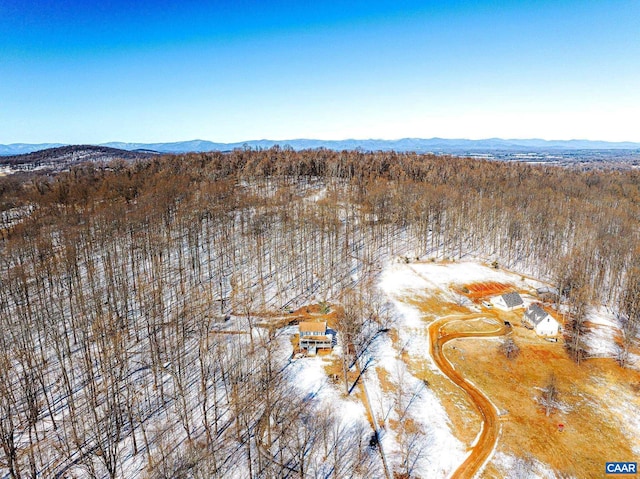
[376,367,395,395]
[452,326,640,478]
[460,281,513,301]
[322,357,342,376]
[406,295,471,319]
[290,333,299,353]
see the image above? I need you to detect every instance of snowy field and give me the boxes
[380,260,544,303]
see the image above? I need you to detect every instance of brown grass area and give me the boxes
[387,327,400,345]
[451,326,640,478]
[291,303,322,316]
[320,358,360,391]
[388,417,419,435]
[460,282,513,300]
[290,303,342,329]
[406,295,470,319]
[353,383,375,427]
[376,368,395,394]
[391,289,640,477]
[322,358,342,377]
[256,302,342,330]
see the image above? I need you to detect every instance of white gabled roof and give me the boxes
[524,304,554,326]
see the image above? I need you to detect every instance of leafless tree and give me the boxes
[618,264,640,367]
[498,337,521,360]
[539,373,559,417]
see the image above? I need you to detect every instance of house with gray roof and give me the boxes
[490,291,524,311]
[523,303,560,336]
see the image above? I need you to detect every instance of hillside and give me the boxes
[0,145,158,175]
[0,149,638,478]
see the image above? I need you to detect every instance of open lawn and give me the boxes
[452,328,640,478]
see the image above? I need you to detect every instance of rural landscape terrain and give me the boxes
[1,147,639,478]
[2,140,640,173]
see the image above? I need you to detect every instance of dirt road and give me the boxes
[429,313,507,479]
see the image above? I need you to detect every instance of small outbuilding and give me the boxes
[298,321,333,354]
[536,286,560,303]
[523,303,560,336]
[490,292,524,311]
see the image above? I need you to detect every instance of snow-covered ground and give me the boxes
[287,340,366,425]
[402,261,523,289]
[598,384,640,456]
[380,260,543,303]
[363,333,465,477]
[584,307,621,358]
[272,260,486,478]
[493,452,562,479]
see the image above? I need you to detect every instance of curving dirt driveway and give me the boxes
[429,312,508,479]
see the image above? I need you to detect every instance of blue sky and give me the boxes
[1,0,639,143]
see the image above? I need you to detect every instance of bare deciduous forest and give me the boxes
[1,148,639,478]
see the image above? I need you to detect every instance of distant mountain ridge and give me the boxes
[2,138,640,156]
[99,138,640,153]
[0,143,67,156]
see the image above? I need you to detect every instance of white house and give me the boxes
[523,304,560,336]
[490,292,524,311]
[298,321,332,354]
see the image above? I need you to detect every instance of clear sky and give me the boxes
[1,0,639,143]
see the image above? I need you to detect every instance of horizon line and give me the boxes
[3,136,640,146]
